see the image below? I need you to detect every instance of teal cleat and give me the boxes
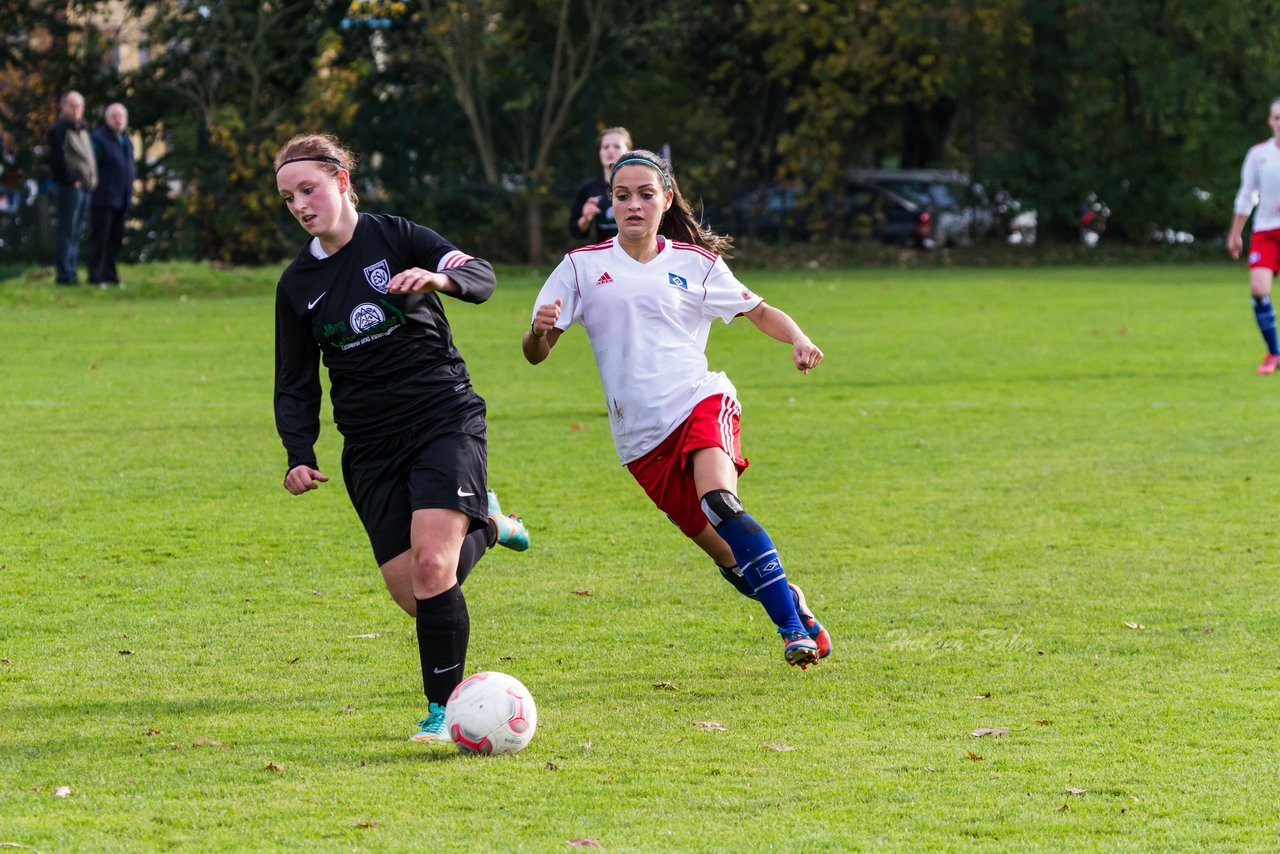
[410,702,451,743]
[487,489,530,552]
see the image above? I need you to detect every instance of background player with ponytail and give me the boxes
[523,149,832,668]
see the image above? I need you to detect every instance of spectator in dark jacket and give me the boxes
[47,91,96,285]
[567,127,631,244]
[87,103,135,287]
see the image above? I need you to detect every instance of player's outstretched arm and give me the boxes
[386,267,453,294]
[523,299,563,365]
[744,302,824,375]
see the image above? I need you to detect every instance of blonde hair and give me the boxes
[609,149,734,258]
[600,126,632,149]
[274,133,359,205]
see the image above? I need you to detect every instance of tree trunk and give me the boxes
[526,187,544,264]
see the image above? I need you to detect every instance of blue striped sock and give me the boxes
[714,513,806,636]
[1255,295,1278,355]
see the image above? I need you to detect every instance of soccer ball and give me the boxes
[444,671,537,755]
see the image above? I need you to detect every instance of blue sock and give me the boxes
[1255,295,1279,355]
[702,491,805,636]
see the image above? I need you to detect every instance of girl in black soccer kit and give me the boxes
[567,126,631,244]
[273,133,529,743]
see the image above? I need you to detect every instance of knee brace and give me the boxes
[701,489,744,529]
[702,487,778,584]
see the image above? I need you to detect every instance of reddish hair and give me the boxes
[274,133,358,205]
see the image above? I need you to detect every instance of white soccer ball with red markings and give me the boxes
[444,671,537,755]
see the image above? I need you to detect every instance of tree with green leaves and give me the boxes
[14,0,1280,261]
[121,0,355,264]
[982,0,1280,242]
[403,0,610,262]
[670,0,1027,238]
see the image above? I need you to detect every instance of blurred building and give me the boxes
[79,0,154,73]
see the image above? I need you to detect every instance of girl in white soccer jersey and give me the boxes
[1229,97,1280,375]
[273,133,530,743]
[522,149,832,668]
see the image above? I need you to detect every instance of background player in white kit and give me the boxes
[1228,97,1280,375]
[522,149,832,668]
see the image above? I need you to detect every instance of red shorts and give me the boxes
[626,394,749,539]
[1248,229,1280,272]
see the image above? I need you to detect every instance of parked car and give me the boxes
[842,181,934,248]
[708,181,934,248]
[706,183,811,241]
[849,169,1000,247]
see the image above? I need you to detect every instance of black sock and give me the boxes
[456,526,493,586]
[415,584,469,707]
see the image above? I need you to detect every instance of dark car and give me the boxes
[849,169,1005,246]
[843,181,935,248]
[709,181,933,248]
[707,183,811,241]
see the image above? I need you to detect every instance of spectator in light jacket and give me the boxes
[47,91,96,285]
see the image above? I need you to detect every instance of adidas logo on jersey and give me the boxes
[595,271,613,286]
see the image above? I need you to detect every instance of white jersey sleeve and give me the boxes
[532,254,583,331]
[700,255,764,324]
[1235,144,1262,217]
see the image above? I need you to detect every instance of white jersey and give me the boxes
[534,236,764,463]
[1234,139,1280,233]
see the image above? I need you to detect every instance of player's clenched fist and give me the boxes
[284,464,328,495]
[793,339,824,375]
[531,299,562,338]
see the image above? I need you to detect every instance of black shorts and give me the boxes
[341,405,489,565]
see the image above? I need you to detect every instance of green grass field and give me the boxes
[2,259,1278,851]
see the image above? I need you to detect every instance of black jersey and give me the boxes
[568,174,617,241]
[274,213,496,471]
